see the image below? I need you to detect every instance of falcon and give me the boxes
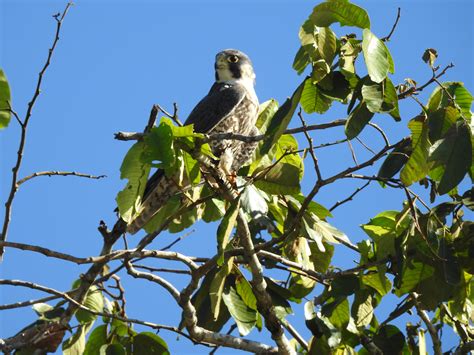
[127,49,260,234]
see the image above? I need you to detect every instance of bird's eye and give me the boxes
[227,55,239,63]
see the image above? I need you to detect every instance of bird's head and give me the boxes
[214,49,256,86]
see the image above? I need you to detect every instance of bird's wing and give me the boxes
[128,83,247,234]
[184,82,247,133]
[142,83,245,201]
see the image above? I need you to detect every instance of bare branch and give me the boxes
[381,7,401,41]
[330,181,371,212]
[1,2,73,259]
[412,293,442,355]
[16,171,106,187]
[237,212,294,354]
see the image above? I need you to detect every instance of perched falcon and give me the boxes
[127,49,260,234]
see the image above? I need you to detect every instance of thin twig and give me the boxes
[330,181,371,212]
[1,2,73,259]
[16,171,106,187]
[160,229,196,251]
[381,7,401,41]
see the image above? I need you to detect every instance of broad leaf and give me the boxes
[293,46,311,75]
[352,290,374,327]
[309,1,370,29]
[377,138,411,180]
[300,78,332,114]
[210,258,234,320]
[254,163,301,195]
[344,102,374,139]
[76,286,104,324]
[116,142,151,223]
[362,29,393,83]
[63,322,94,355]
[84,324,107,355]
[222,282,258,336]
[395,262,434,296]
[133,332,170,355]
[400,116,431,186]
[260,82,304,156]
[428,121,472,194]
[216,201,239,265]
[0,69,11,129]
[362,269,392,296]
[256,99,279,133]
[317,27,337,64]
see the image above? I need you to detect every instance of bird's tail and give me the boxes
[126,175,179,235]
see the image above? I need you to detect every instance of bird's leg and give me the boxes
[218,147,238,187]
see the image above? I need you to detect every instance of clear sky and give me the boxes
[1,0,473,353]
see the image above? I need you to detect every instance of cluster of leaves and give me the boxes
[112,0,474,353]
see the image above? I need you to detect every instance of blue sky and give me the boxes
[1,0,473,353]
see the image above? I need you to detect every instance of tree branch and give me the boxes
[1,2,73,259]
[16,171,106,187]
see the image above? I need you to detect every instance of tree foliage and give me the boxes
[1,1,473,354]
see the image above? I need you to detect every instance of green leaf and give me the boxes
[352,289,374,327]
[186,269,230,332]
[293,46,311,75]
[362,269,392,296]
[256,99,279,134]
[202,197,225,223]
[142,123,175,174]
[377,138,411,180]
[216,201,239,265]
[101,344,126,355]
[400,116,431,186]
[303,216,349,251]
[317,27,337,64]
[63,322,94,355]
[317,71,351,102]
[362,29,391,83]
[373,325,406,354]
[309,1,370,29]
[133,332,170,355]
[222,282,258,336]
[182,151,200,185]
[395,262,434,296]
[309,241,334,273]
[428,121,472,194]
[76,286,104,324]
[427,82,473,119]
[0,69,11,129]
[116,142,151,223]
[344,102,374,139]
[321,298,350,329]
[240,184,268,220]
[300,78,332,114]
[84,324,107,355]
[274,134,303,177]
[260,82,304,156]
[254,163,301,195]
[311,59,331,84]
[427,106,460,142]
[234,269,257,311]
[210,259,233,320]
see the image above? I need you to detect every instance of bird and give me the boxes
[127,49,260,234]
